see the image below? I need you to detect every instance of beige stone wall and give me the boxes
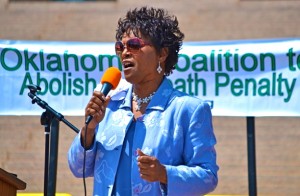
[0,0,300,195]
[1,0,300,42]
[1,116,299,195]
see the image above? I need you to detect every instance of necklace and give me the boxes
[132,91,155,111]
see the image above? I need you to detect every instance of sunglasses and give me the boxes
[115,37,152,56]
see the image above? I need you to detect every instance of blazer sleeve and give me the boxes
[165,101,219,196]
[68,129,98,178]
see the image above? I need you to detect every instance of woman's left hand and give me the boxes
[136,149,167,184]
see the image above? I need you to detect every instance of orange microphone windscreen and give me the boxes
[100,67,122,90]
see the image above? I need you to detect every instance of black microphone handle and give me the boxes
[85,115,93,125]
[85,82,113,125]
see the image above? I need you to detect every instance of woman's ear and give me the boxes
[159,47,169,63]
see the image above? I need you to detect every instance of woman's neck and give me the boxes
[132,76,164,98]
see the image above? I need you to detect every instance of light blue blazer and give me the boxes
[68,77,218,196]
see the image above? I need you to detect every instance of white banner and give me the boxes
[0,39,299,116]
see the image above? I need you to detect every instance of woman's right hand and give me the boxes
[81,91,111,148]
[85,91,111,129]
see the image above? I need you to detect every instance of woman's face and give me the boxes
[118,32,160,85]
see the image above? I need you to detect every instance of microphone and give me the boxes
[85,67,122,124]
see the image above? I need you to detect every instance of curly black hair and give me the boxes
[115,6,184,76]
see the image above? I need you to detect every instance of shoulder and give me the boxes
[172,89,209,108]
[168,90,212,122]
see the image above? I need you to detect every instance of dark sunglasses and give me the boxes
[115,37,152,56]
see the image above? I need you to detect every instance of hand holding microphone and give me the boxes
[82,67,121,148]
[85,67,121,126]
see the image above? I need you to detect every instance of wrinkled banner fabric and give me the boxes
[0,38,299,116]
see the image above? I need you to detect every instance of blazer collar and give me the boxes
[111,77,174,111]
[147,77,174,111]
